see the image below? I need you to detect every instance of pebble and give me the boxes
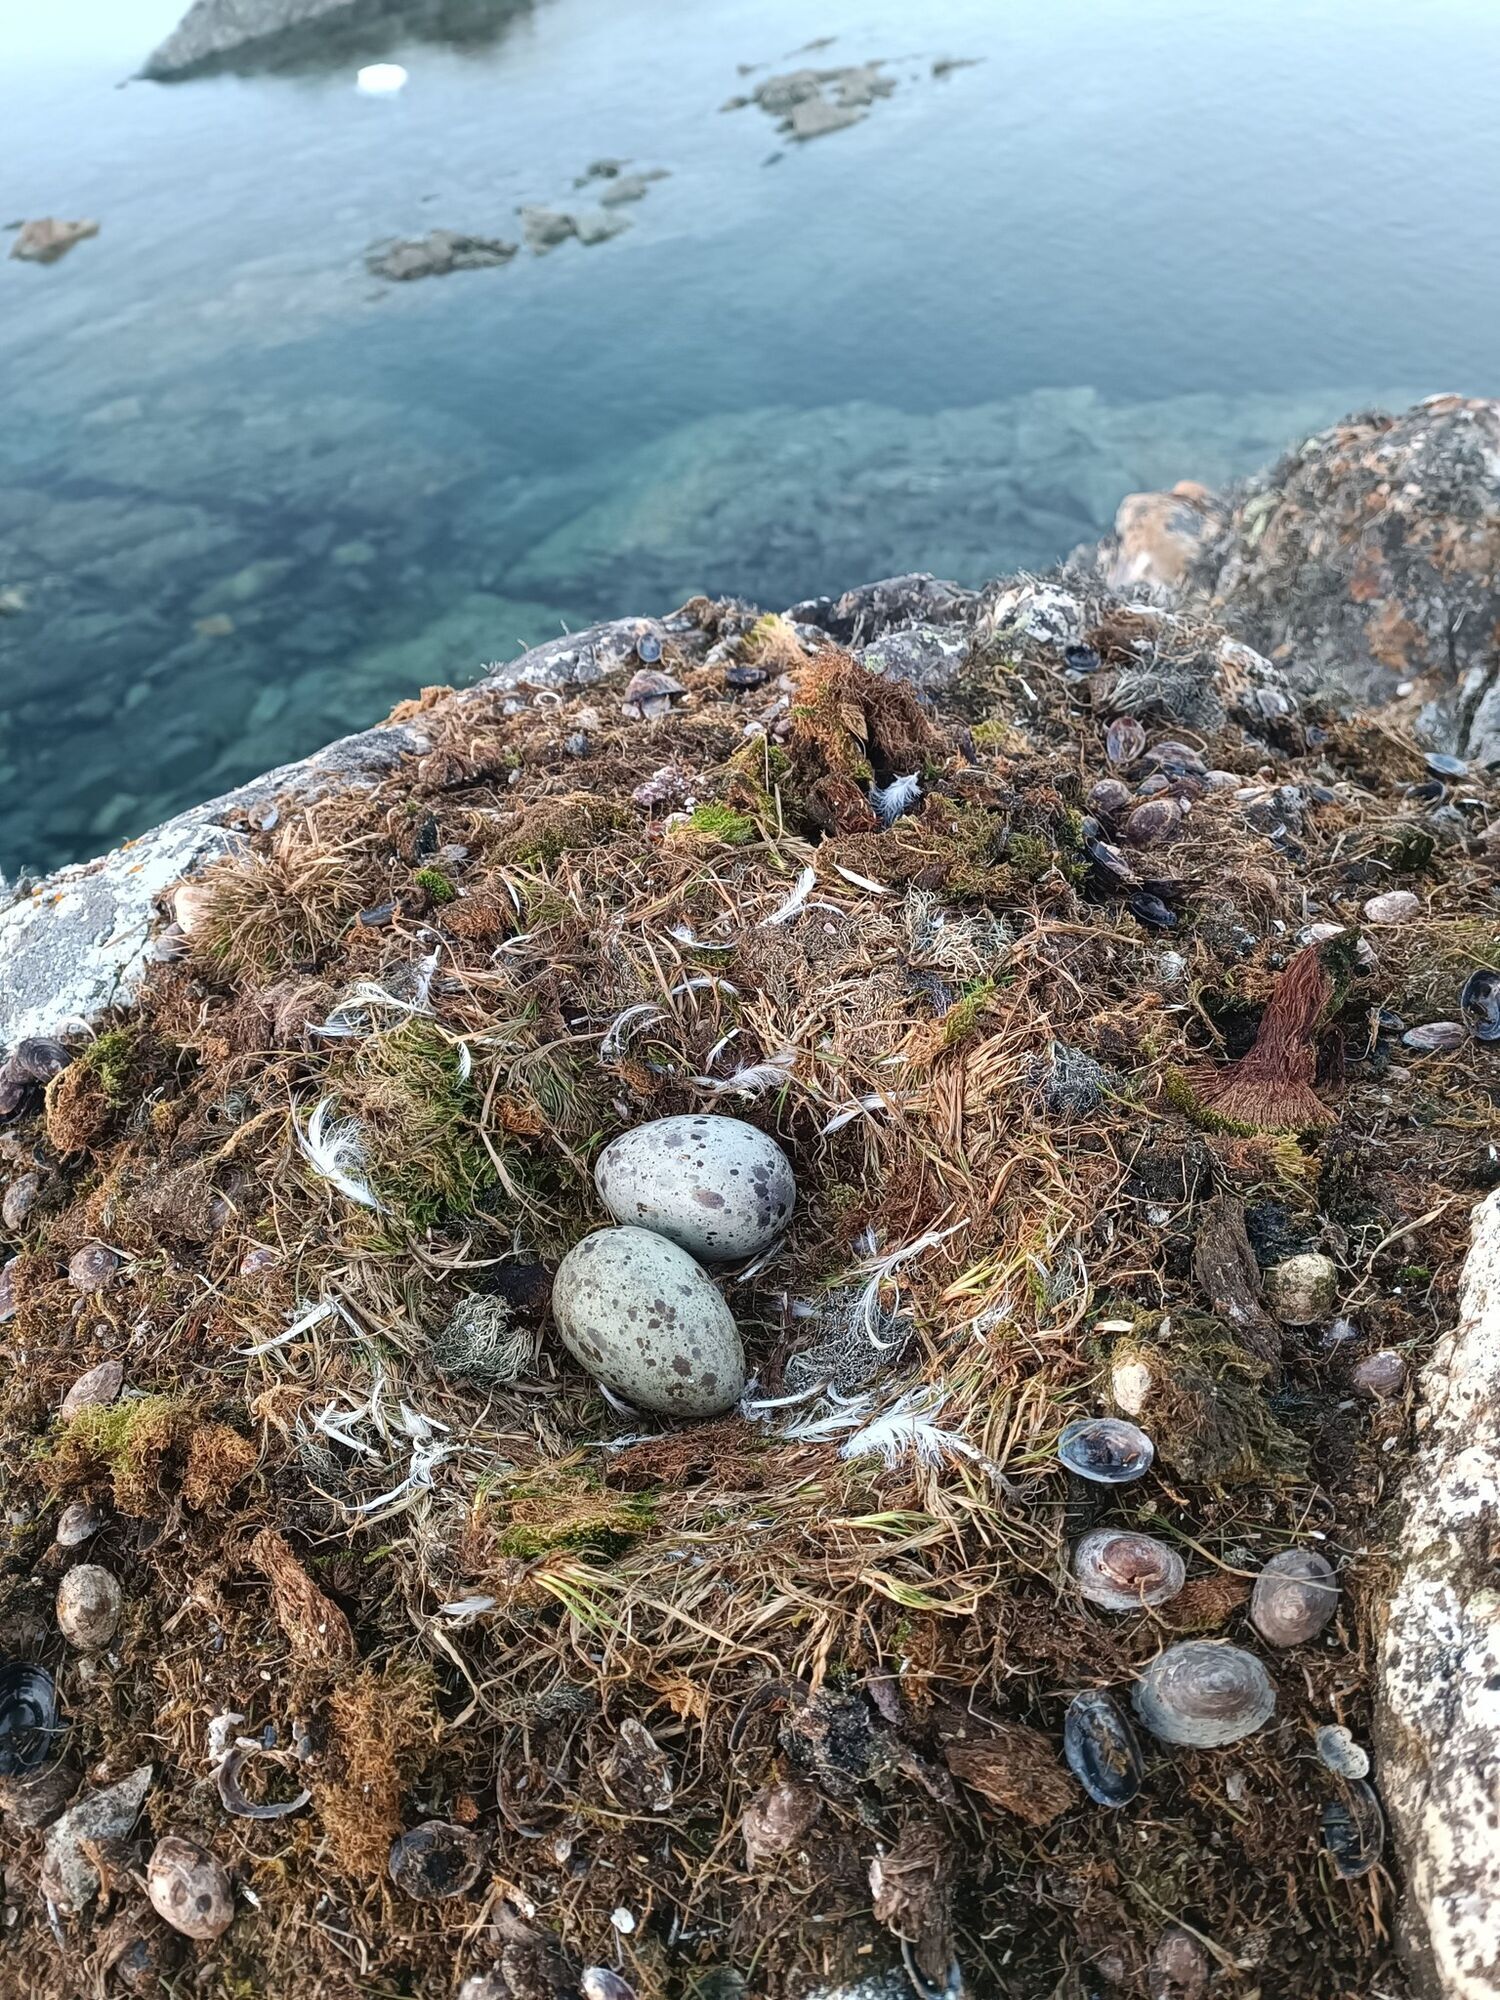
[1265,1253,1338,1325]
[1362,889,1423,924]
[56,1565,122,1651]
[2,1173,42,1232]
[147,1835,235,1939]
[67,1243,120,1293]
[1352,1349,1406,1400]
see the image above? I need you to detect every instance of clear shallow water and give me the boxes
[2,0,1496,872]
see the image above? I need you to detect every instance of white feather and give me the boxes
[760,866,816,927]
[820,1093,891,1137]
[870,773,922,826]
[668,924,734,951]
[600,1003,665,1063]
[295,1098,383,1211]
[238,1298,333,1357]
[832,863,891,895]
[836,1385,981,1470]
[692,1047,796,1098]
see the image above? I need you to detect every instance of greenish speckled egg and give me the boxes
[551,1226,745,1417]
[594,1114,795,1261]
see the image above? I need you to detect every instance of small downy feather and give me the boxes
[870,773,922,827]
[295,1098,383,1211]
[692,1047,797,1097]
[837,1384,984,1471]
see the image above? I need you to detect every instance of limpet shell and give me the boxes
[1057,1417,1154,1485]
[1250,1549,1339,1647]
[1073,1529,1185,1612]
[1132,1641,1275,1748]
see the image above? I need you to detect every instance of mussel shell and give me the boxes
[1064,643,1101,674]
[1424,751,1467,778]
[1085,839,1136,885]
[1143,741,1208,777]
[1250,1549,1339,1647]
[1106,717,1147,765]
[1132,1641,1276,1747]
[1402,1021,1467,1052]
[0,1663,63,1779]
[1461,969,1500,1042]
[1322,1777,1385,1879]
[1063,1691,1143,1807]
[1057,1417,1154,1485]
[15,1038,70,1083]
[388,1819,485,1900]
[1128,891,1178,930]
[1073,1529,1185,1611]
[635,633,663,664]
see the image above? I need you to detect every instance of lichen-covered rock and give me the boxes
[1106,482,1228,591]
[1377,1188,1500,1999]
[1199,397,1500,733]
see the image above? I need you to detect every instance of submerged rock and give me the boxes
[8,219,99,265]
[367,231,517,282]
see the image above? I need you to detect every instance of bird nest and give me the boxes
[1,587,1497,1999]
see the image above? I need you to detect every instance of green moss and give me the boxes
[348,1020,496,1231]
[80,1026,144,1106]
[412,867,457,904]
[1109,1312,1305,1485]
[673,802,758,847]
[940,977,999,1048]
[495,1485,657,1561]
[1004,831,1055,881]
[499,798,628,866]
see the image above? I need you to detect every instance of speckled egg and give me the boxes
[551,1227,745,1417]
[594,1115,796,1261]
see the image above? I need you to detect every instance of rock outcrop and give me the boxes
[1378,1190,1500,2000]
[1096,395,1500,765]
[142,0,533,80]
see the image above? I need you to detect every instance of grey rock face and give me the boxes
[1377,1188,1500,2000]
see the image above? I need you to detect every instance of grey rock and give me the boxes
[519,206,577,253]
[1378,1188,1500,1998]
[857,621,970,693]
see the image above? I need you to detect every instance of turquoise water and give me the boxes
[3,0,1497,871]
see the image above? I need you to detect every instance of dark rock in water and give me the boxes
[9,219,99,265]
[367,231,517,282]
[142,0,537,80]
